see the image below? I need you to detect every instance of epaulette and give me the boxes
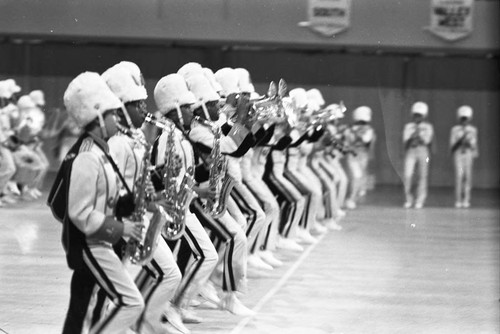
[79,137,94,153]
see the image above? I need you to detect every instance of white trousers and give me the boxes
[404,146,430,205]
[454,150,474,204]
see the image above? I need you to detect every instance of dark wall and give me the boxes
[1,42,499,188]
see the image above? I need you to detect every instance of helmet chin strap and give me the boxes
[97,113,108,139]
[201,101,211,122]
[120,105,135,130]
[175,103,184,128]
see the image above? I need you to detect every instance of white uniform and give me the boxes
[67,133,145,334]
[108,131,183,334]
[403,121,434,207]
[450,124,478,207]
[154,120,219,309]
[344,124,375,208]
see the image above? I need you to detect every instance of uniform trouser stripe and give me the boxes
[82,246,124,334]
[308,162,333,219]
[231,187,258,238]
[267,171,298,237]
[136,259,164,332]
[191,200,236,292]
[83,246,121,305]
[172,226,205,305]
[284,170,312,229]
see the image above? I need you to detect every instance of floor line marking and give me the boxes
[230,232,327,334]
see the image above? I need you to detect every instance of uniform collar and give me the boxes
[88,131,110,154]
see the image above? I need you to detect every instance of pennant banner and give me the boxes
[298,0,351,37]
[426,0,474,42]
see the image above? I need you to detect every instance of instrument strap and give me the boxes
[92,138,133,196]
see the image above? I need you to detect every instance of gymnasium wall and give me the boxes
[0,0,498,53]
[1,43,498,188]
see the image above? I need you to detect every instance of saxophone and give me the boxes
[198,118,235,218]
[118,125,168,266]
[159,121,194,240]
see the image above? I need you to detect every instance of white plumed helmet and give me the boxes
[17,95,37,111]
[178,62,203,80]
[0,81,11,99]
[325,103,345,119]
[234,68,255,94]
[5,79,21,95]
[185,73,220,105]
[306,89,325,108]
[215,67,240,97]
[64,72,123,128]
[102,65,148,103]
[411,101,428,117]
[457,105,473,119]
[116,61,145,87]
[289,88,308,110]
[202,68,223,94]
[353,106,372,122]
[154,74,197,114]
[29,90,45,107]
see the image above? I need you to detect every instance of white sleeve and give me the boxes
[68,152,106,236]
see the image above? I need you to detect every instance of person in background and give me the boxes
[450,105,478,208]
[402,101,434,209]
[344,106,375,210]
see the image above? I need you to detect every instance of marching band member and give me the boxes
[262,88,306,251]
[102,64,190,334]
[0,80,18,205]
[403,101,434,209]
[183,67,256,315]
[152,72,221,325]
[450,105,478,208]
[321,104,349,210]
[344,106,375,209]
[48,72,145,334]
[15,94,49,199]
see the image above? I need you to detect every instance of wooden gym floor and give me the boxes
[0,185,498,334]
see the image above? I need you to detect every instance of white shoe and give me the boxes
[336,209,346,218]
[1,195,17,204]
[181,308,203,324]
[345,200,356,210]
[455,202,463,208]
[310,223,327,235]
[163,305,190,334]
[462,201,470,208]
[21,190,37,201]
[247,253,273,271]
[295,229,318,244]
[414,202,423,209]
[324,219,342,231]
[404,201,412,209]
[5,181,21,196]
[189,299,201,308]
[32,188,42,198]
[199,281,221,307]
[220,293,256,316]
[276,237,304,252]
[258,250,283,267]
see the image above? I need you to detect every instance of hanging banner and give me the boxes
[426,0,474,42]
[298,0,351,37]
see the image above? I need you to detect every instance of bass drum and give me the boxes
[12,146,44,186]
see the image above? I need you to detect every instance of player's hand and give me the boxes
[123,218,145,242]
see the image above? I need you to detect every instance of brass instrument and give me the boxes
[117,124,168,266]
[193,116,235,218]
[159,121,193,240]
[206,123,235,218]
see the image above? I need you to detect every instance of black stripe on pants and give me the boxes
[190,199,237,292]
